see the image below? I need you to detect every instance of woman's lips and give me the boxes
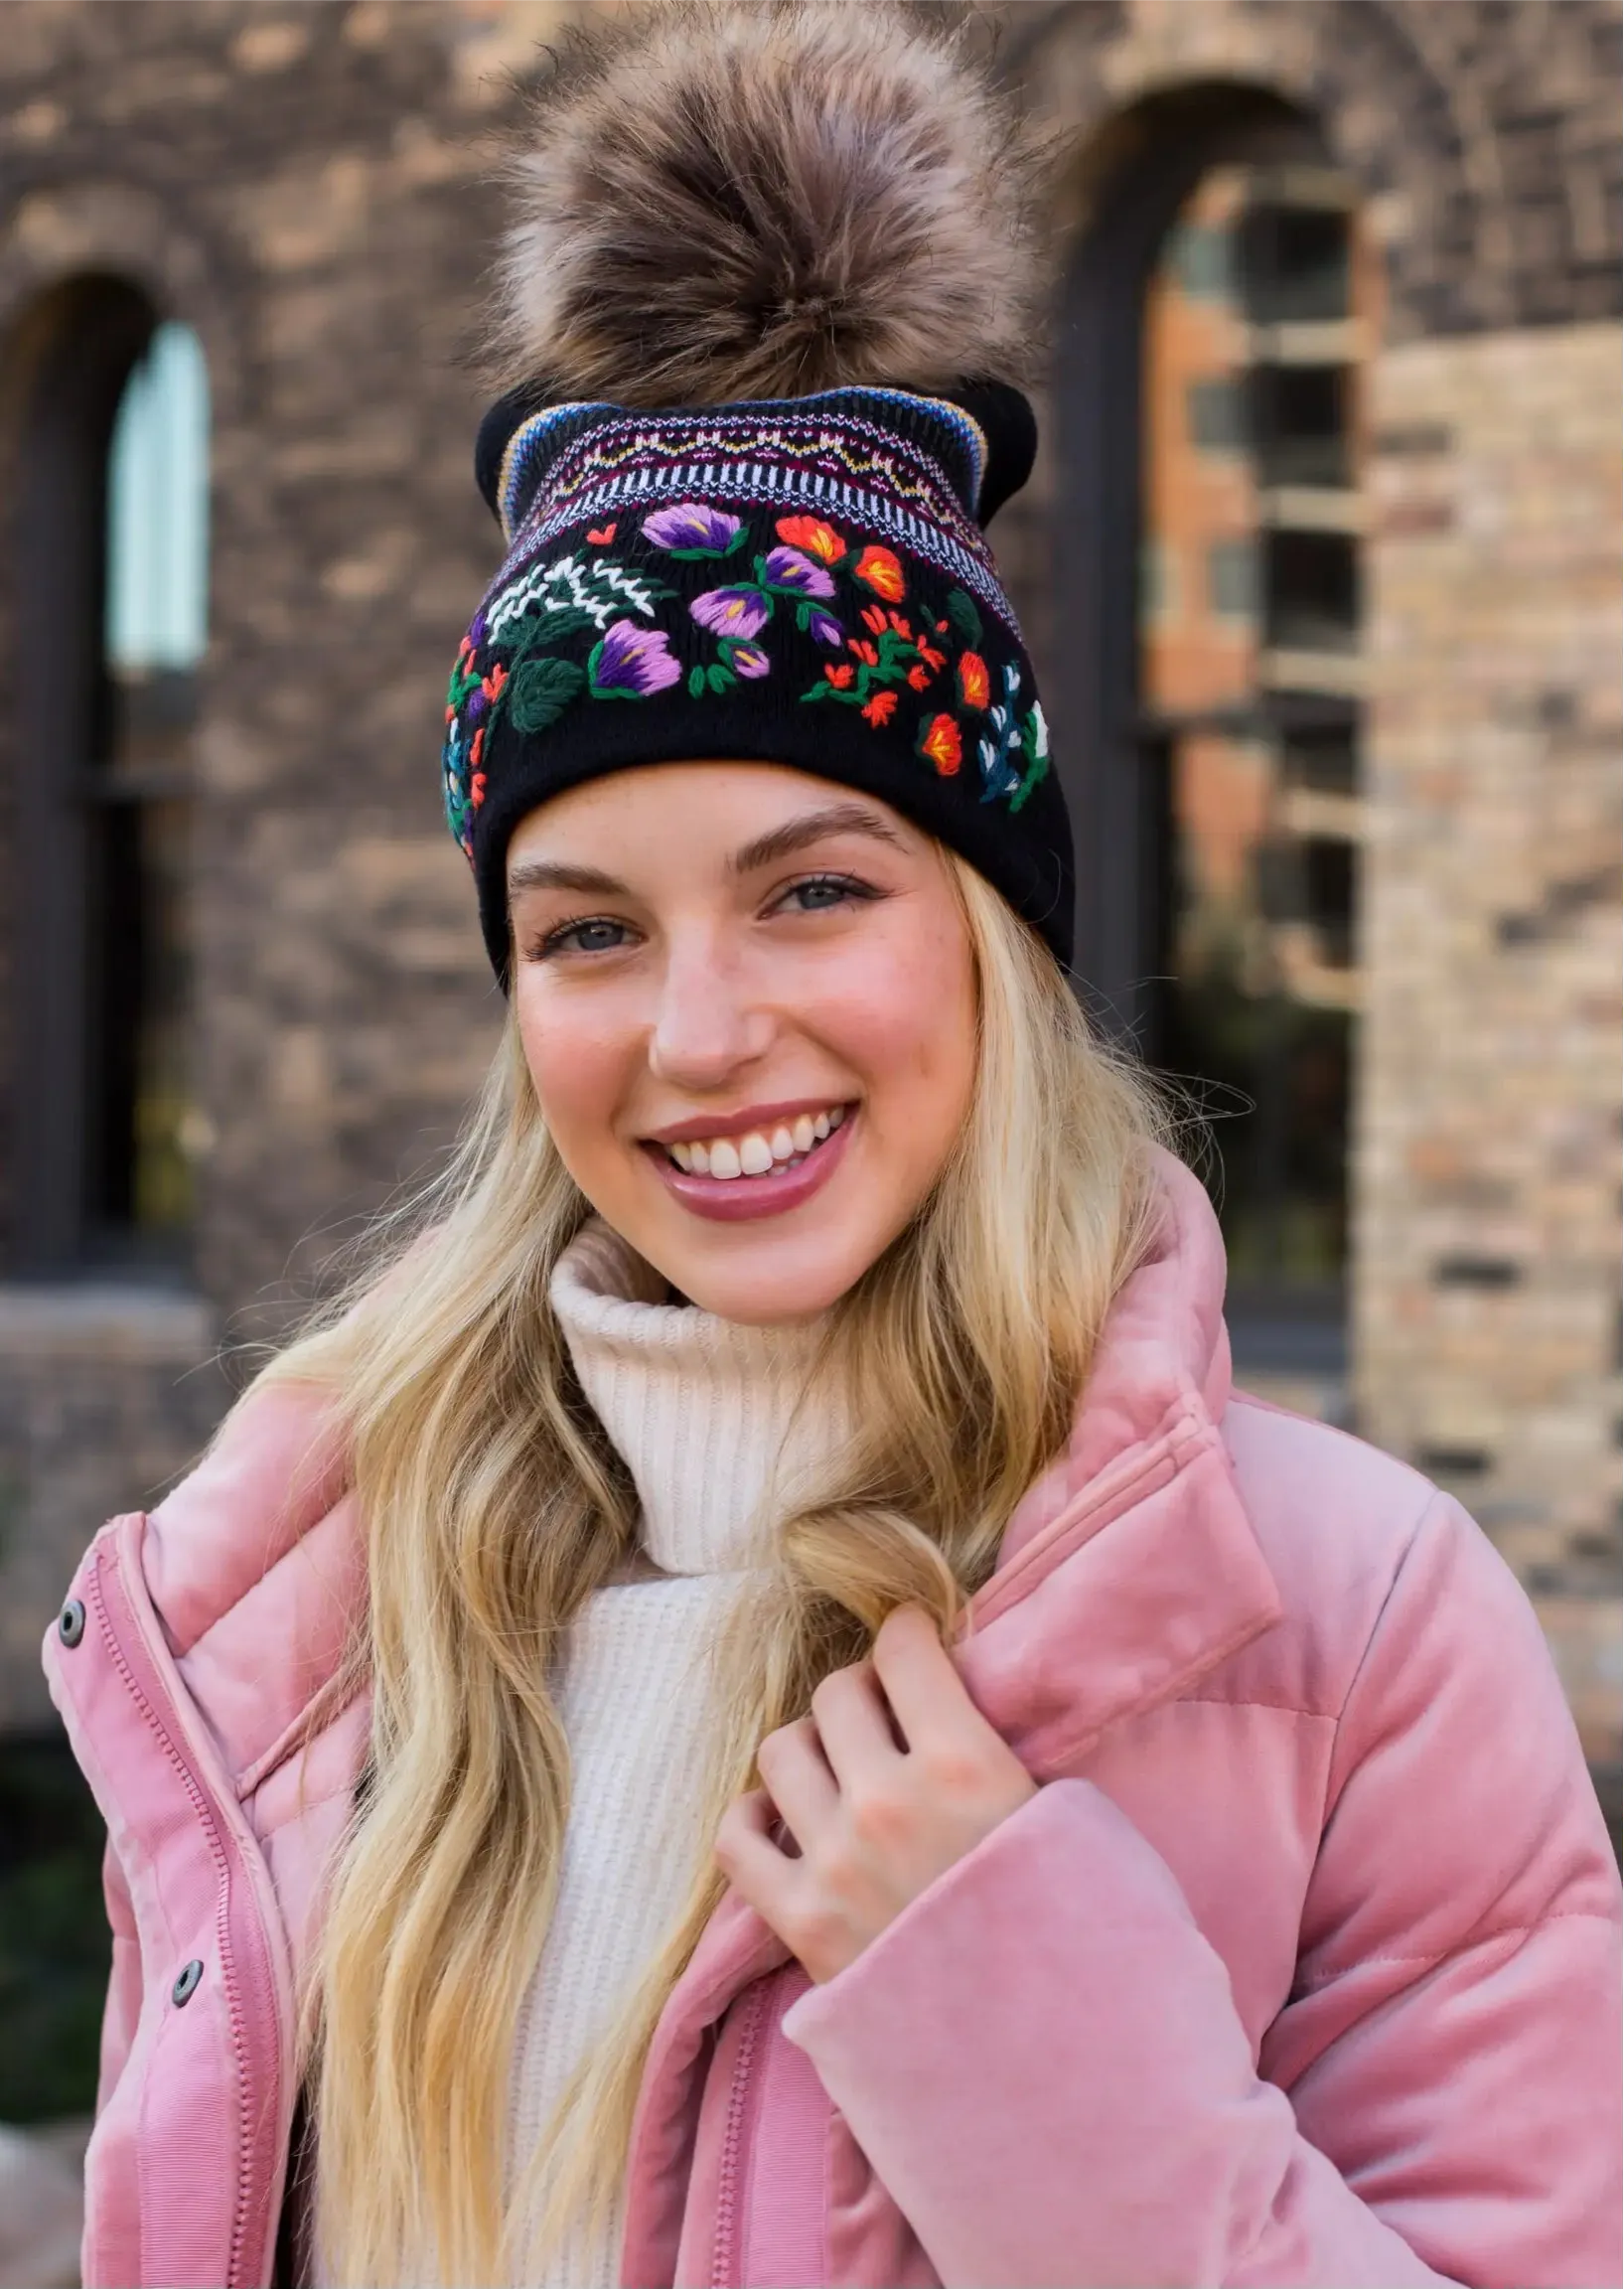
[642,1107,856,1223]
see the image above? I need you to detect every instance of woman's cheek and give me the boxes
[517,993,627,1160]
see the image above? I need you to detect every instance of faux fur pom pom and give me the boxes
[493,0,1060,408]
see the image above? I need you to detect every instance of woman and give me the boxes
[44,6,1621,2286]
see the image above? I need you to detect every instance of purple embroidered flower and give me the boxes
[466,687,488,722]
[591,619,682,695]
[809,609,843,647]
[762,546,836,598]
[642,503,743,552]
[469,609,489,645]
[731,642,771,679]
[690,585,769,640]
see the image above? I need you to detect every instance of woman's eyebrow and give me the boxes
[508,859,628,897]
[508,804,906,898]
[726,804,907,877]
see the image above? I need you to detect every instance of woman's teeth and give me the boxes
[667,1105,846,1179]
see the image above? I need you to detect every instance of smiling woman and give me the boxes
[41,4,1621,2289]
[507,767,978,1319]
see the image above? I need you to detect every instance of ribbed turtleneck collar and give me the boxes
[548,1217,844,1576]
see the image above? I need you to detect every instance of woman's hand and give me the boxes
[714,1603,1037,1983]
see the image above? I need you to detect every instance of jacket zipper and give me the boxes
[710,1980,769,2289]
[87,1539,282,2289]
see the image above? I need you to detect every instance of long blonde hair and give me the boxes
[258,852,1169,2283]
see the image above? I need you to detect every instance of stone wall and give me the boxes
[1358,321,1622,1767]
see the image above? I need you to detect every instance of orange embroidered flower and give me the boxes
[470,771,488,809]
[919,643,947,671]
[853,546,905,601]
[887,611,914,641]
[860,603,890,635]
[586,523,618,544]
[849,638,880,667]
[957,652,990,709]
[481,662,508,704]
[918,714,961,775]
[906,665,931,690]
[823,663,855,688]
[470,727,485,769]
[861,690,898,727]
[775,515,846,565]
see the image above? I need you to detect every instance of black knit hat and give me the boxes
[441,0,1073,984]
[444,377,1071,980]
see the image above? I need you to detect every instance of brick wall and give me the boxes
[1358,321,1622,1767]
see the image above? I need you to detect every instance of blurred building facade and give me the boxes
[0,0,1617,1836]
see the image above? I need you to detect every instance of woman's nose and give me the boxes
[646,941,775,1088]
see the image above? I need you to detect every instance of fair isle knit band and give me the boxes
[443,380,1074,982]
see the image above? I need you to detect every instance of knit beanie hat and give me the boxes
[441,0,1074,982]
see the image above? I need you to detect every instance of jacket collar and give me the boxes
[960,1145,1278,1772]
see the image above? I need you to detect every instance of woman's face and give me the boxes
[507,762,978,1323]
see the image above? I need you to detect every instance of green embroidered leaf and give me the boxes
[724,527,751,556]
[503,602,596,649]
[508,656,586,733]
[801,683,831,702]
[687,665,707,699]
[706,663,734,693]
[794,602,812,633]
[945,590,982,649]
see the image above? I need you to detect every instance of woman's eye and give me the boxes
[533,916,630,959]
[779,873,872,915]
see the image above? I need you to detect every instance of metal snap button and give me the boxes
[172,1959,205,2008]
[59,1599,86,1648]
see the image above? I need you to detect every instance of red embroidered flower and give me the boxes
[586,524,618,544]
[481,663,508,704]
[958,652,990,710]
[861,690,898,727]
[918,714,961,775]
[470,727,485,769]
[860,603,890,635]
[853,546,905,601]
[887,611,914,641]
[919,643,947,671]
[848,638,880,667]
[470,771,488,809]
[823,663,855,688]
[776,515,846,565]
[906,665,931,690]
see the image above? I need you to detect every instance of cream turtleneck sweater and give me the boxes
[505,1218,845,2286]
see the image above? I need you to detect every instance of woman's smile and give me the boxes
[641,1101,857,1222]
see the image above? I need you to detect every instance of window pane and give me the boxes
[1208,536,1258,621]
[105,321,209,674]
[91,317,208,1268]
[1187,375,1248,452]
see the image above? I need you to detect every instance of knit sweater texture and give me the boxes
[506,1217,844,2285]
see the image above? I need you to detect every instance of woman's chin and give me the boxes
[649,1234,868,1326]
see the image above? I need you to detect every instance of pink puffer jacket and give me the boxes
[43,1155,1622,2288]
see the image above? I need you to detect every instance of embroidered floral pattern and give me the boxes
[442,500,1044,858]
[917,713,962,776]
[590,619,682,696]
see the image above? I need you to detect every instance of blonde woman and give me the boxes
[44,7,1620,2286]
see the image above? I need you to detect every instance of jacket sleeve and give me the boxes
[782,1492,1623,2288]
[95,1839,142,2118]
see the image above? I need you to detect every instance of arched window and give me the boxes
[1054,96,1368,1392]
[7,284,208,1279]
